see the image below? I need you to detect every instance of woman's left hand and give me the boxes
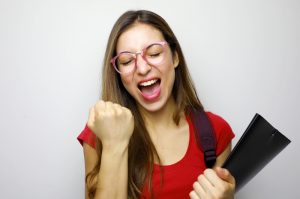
[189,167,235,199]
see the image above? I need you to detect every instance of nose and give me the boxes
[135,53,152,75]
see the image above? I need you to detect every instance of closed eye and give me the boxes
[120,59,133,66]
[150,53,160,57]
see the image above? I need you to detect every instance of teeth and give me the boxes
[139,79,158,87]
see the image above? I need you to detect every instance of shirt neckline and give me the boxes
[153,115,193,169]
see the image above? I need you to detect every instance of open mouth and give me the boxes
[138,78,161,97]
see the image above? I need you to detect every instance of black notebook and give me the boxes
[222,113,291,192]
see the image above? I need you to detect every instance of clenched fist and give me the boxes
[87,100,134,150]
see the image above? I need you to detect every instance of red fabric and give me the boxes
[77,112,235,199]
[140,112,234,199]
[77,125,96,148]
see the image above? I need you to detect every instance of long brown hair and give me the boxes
[86,10,203,199]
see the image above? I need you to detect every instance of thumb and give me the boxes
[215,167,235,185]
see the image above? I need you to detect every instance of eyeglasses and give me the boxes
[110,41,168,75]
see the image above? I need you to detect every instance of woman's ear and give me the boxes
[173,51,179,68]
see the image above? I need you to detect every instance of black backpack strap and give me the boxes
[190,109,216,168]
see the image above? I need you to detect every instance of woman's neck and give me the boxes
[139,97,185,133]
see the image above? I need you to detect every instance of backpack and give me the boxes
[190,109,216,168]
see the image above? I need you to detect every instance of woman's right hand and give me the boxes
[87,100,134,150]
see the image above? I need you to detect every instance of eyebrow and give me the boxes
[117,41,164,54]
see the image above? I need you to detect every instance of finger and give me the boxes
[122,106,133,117]
[189,190,200,199]
[112,103,123,115]
[95,100,106,111]
[203,168,223,188]
[112,102,122,108]
[87,106,95,128]
[192,181,205,197]
[197,174,215,193]
[93,101,106,118]
[102,101,115,115]
[105,101,113,110]
[215,167,235,185]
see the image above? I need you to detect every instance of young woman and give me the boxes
[77,10,235,199]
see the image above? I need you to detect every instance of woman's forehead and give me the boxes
[116,23,164,53]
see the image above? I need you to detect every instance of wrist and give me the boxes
[102,141,129,156]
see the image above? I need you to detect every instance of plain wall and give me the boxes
[0,0,299,198]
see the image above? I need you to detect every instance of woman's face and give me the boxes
[116,23,179,112]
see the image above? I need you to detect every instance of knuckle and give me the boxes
[106,101,113,107]
[96,100,104,107]
[113,102,121,108]
[115,108,122,116]
[124,107,133,116]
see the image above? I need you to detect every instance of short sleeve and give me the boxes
[77,125,97,149]
[206,112,235,156]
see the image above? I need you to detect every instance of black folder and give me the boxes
[222,113,291,192]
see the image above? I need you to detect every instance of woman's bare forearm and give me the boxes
[94,145,129,199]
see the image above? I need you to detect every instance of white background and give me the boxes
[0,0,299,198]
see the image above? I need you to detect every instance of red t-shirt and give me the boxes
[77,112,234,199]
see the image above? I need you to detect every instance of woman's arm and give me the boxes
[83,133,130,199]
[83,100,134,199]
[214,143,232,168]
[83,143,97,199]
[95,142,129,199]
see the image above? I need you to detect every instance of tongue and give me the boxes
[140,82,160,96]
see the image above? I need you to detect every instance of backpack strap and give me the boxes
[190,109,216,168]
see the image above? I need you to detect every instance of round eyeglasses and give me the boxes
[110,41,168,75]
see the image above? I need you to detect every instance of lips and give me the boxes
[138,78,161,101]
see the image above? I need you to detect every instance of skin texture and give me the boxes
[84,22,235,199]
[87,101,133,199]
[189,144,235,199]
[116,23,179,113]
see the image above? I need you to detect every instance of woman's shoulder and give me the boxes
[186,109,231,131]
[205,111,232,130]
[205,111,235,155]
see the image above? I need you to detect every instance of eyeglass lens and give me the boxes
[115,43,165,74]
